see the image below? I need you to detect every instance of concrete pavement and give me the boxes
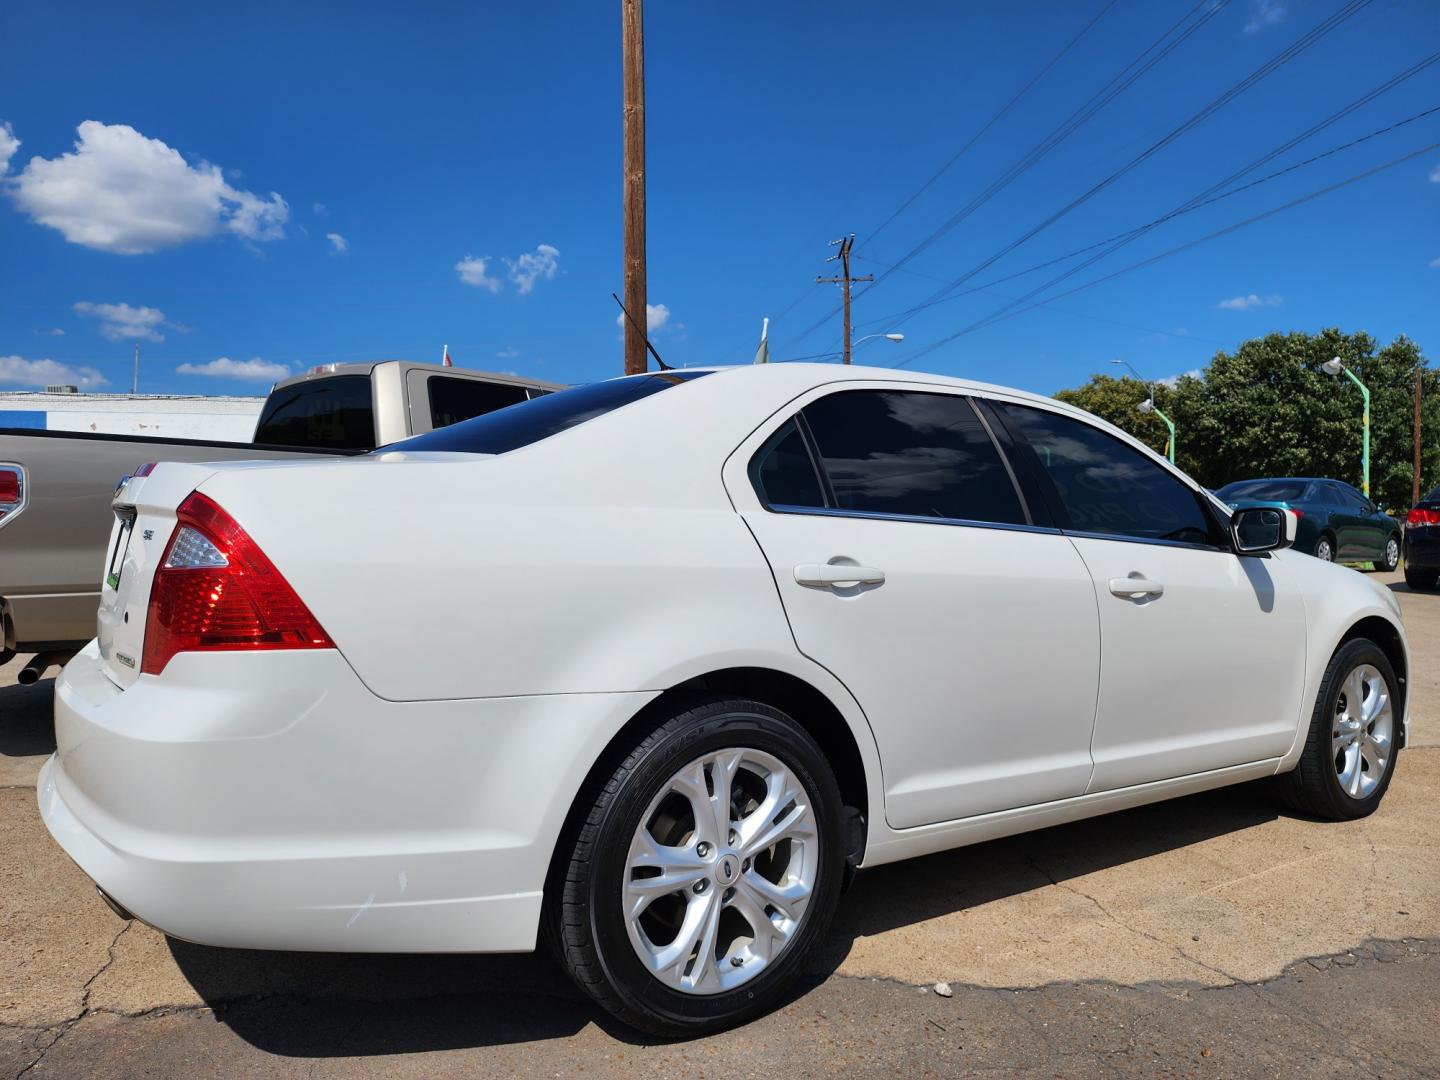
[3,570,1437,1077]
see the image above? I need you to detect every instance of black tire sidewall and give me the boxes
[583,701,845,1033]
[1306,640,1402,819]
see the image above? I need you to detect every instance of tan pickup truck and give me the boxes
[0,361,559,676]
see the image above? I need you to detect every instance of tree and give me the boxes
[1053,330,1437,510]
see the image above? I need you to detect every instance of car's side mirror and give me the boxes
[1232,507,1297,554]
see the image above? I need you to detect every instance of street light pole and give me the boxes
[1322,356,1371,497]
[1110,359,1175,463]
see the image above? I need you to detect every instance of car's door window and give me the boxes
[994,402,1216,546]
[794,390,1027,525]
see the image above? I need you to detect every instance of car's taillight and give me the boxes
[141,491,334,675]
[1288,508,1303,519]
[1408,507,1440,526]
[0,465,23,522]
[134,461,158,478]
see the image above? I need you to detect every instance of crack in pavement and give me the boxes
[13,921,132,1080]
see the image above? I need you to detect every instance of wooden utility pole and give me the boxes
[1415,370,1423,506]
[817,235,874,364]
[621,0,647,375]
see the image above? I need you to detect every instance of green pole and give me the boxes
[1340,367,1371,496]
[1152,405,1177,464]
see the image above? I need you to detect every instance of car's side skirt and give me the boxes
[860,758,1282,869]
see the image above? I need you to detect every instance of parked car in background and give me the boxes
[1215,477,1401,570]
[41,364,1409,1036]
[0,362,559,673]
[1403,485,1440,590]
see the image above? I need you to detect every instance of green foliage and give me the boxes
[1054,330,1438,511]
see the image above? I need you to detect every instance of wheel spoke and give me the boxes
[650,891,716,978]
[679,893,725,993]
[740,868,810,922]
[727,880,786,959]
[1342,670,1365,718]
[1361,687,1389,725]
[741,798,815,860]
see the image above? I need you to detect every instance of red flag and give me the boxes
[442,344,453,367]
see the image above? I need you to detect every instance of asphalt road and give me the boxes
[3,570,1438,1078]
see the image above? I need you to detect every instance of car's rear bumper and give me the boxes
[1404,528,1440,569]
[39,640,657,952]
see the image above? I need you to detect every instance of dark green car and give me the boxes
[1215,477,1402,569]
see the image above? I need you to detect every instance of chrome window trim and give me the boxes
[766,503,1062,537]
[1058,527,1227,554]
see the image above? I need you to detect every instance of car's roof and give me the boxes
[1221,477,1322,486]
[682,362,1072,411]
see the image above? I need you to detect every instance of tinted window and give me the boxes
[750,419,825,508]
[1216,480,1309,502]
[428,376,531,429]
[996,403,1214,545]
[1333,483,1371,512]
[800,390,1026,525]
[390,371,711,455]
[253,375,376,450]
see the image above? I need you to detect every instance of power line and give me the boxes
[849,83,1440,332]
[891,0,1377,327]
[778,0,1229,351]
[891,142,1440,367]
[865,0,1123,247]
[928,51,1440,336]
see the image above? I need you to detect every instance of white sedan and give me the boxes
[40,364,1408,1035]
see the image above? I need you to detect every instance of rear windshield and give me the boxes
[388,371,711,456]
[253,375,376,450]
[1217,480,1309,502]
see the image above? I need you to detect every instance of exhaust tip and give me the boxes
[16,650,73,685]
[96,886,135,922]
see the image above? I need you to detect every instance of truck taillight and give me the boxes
[141,492,334,675]
[1408,508,1440,526]
[0,465,23,522]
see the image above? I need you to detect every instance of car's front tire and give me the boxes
[1273,638,1400,821]
[1314,533,1336,562]
[549,696,846,1036]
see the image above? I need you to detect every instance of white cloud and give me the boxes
[1243,0,1285,34]
[176,356,289,381]
[496,346,520,359]
[326,232,348,254]
[506,243,560,294]
[615,302,672,334]
[0,121,18,175]
[7,120,288,254]
[1430,257,1440,268]
[0,355,106,390]
[73,300,170,342]
[35,327,65,337]
[455,254,502,293]
[1430,165,1440,183]
[313,202,328,215]
[1217,293,1283,311]
[1156,369,1203,388]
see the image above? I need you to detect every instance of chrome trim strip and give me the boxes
[766,504,1063,536]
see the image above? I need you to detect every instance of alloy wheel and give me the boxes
[1315,537,1334,562]
[1332,663,1393,800]
[623,747,820,995]
[1384,537,1399,570]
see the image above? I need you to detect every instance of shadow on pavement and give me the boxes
[170,781,1279,1057]
[0,677,57,759]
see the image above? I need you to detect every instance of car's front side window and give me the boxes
[794,389,1028,526]
[994,402,1216,546]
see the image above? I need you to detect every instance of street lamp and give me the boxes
[854,333,905,349]
[1321,355,1370,497]
[1110,359,1176,463]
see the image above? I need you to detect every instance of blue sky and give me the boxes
[1,0,1437,398]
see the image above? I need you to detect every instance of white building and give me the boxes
[0,388,265,442]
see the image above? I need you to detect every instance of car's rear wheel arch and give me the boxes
[543,667,870,919]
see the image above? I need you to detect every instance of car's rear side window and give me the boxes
[427,376,532,430]
[391,371,711,455]
[750,419,826,509]
[1217,480,1309,502]
[773,389,1027,526]
[994,402,1215,546]
[253,375,376,450]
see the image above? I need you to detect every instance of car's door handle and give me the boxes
[794,563,886,587]
[1108,577,1164,598]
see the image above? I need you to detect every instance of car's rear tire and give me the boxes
[549,696,846,1036]
[1272,638,1400,821]
[1405,566,1437,591]
[1379,535,1401,572]
[1314,534,1336,562]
